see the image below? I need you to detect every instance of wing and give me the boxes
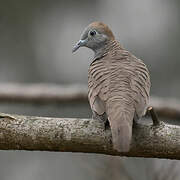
[106,49,150,118]
[130,55,151,117]
[88,50,151,118]
[88,58,110,115]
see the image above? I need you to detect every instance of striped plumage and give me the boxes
[88,40,150,151]
[73,22,151,152]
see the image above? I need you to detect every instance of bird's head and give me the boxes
[72,22,115,56]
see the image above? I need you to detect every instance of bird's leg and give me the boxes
[100,112,110,130]
[92,111,109,130]
[133,112,139,128]
[104,119,110,130]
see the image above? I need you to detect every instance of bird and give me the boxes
[72,22,151,152]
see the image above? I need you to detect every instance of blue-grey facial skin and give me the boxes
[72,28,109,53]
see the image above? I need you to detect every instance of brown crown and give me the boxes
[88,22,115,40]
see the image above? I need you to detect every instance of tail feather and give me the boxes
[109,110,134,152]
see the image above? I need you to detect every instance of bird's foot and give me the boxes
[104,119,110,130]
[92,111,109,130]
[133,119,139,128]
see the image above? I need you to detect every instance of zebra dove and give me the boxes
[72,22,151,152]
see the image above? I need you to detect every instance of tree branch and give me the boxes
[0,83,179,119]
[0,83,87,103]
[0,112,180,160]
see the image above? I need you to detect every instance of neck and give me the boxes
[93,40,123,60]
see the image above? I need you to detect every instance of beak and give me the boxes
[72,39,87,53]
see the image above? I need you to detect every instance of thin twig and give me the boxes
[148,106,160,126]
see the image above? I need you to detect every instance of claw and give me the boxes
[92,111,109,130]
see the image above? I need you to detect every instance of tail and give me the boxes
[108,107,135,152]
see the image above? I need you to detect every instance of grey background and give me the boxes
[0,0,180,179]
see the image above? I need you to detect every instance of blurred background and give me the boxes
[0,0,180,179]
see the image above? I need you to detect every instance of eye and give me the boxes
[89,30,96,36]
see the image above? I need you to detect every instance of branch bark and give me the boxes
[0,83,179,119]
[0,112,180,160]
